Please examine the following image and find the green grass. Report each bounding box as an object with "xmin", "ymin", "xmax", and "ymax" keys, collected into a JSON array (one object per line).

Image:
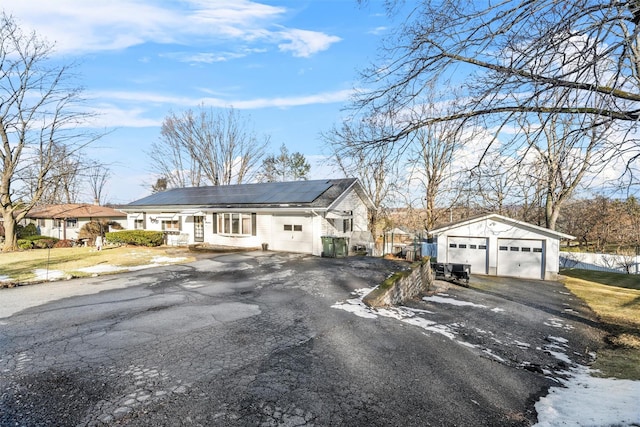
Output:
[
  {"xmin": 561, "ymin": 269, "xmax": 640, "ymax": 379},
  {"xmin": 561, "ymin": 268, "xmax": 640, "ymax": 290}
]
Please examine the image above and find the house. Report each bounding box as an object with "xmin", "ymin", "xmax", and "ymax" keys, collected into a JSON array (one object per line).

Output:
[
  {"xmin": 121, "ymin": 178, "xmax": 375, "ymax": 256},
  {"xmin": 24, "ymin": 204, "xmax": 127, "ymax": 241},
  {"xmin": 429, "ymin": 213, "xmax": 574, "ymax": 280}
]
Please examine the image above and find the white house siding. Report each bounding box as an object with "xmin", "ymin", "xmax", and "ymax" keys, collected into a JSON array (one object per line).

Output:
[
  {"xmin": 31, "ymin": 217, "xmax": 127, "ymax": 241},
  {"xmin": 330, "ymin": 189, "xmax": 369, "ymax": 233},
  {"xmin": 270, "ymin": 214, "xmax": 314, "ymax": 253},
  {"xmin": 435, "ymin": 217, "xmax": 566, "ymax": 280}
]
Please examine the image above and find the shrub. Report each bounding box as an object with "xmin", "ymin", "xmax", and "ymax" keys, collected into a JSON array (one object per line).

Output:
[
  {"xmin": 17, "ymin": 239, "xmax": 33, "ymax": 250},
  {"xmin": 105, "ymin": 230, "xmax": 164, "ymax": 247},
  {"xmin": 33, "ymin": 238, "xmax": 57, "ymax": 249},
  {"xmin": 17, "ymin": 223, "xmax": 38, "ymax": 238},
  {"xmin": 53, "ymin": 239, "xmax": 73, "ymax": 248},
  {"xmin": 78, "ymin": 220, "xmax": 124, "ymax": 242}
]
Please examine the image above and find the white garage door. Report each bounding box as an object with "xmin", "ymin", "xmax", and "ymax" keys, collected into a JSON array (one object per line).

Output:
[
  {"xmin": 271, "ymin": 215, "xmax": 313, "ymax": 253},
  {"xmin": 497, "ymin": 239, "xmax": 544, "ymax": 279},
  {"xmin": 447, "ymin": 237, "xmax": 488, "ymax": 275}
]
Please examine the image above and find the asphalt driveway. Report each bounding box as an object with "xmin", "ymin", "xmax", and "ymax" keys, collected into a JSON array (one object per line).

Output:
[{"xmin": 0, "ymin": 251, "xmax": 604, "ymax": 426}]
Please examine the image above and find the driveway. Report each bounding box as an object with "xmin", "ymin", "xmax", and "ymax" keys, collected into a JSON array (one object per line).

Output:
[{"xmin": 0, "ymin": 252, "xmax": 604, "ymax": 426}]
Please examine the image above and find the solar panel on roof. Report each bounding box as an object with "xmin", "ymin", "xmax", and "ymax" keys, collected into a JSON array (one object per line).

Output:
[{"xmin": 128, "ymin": 180, "xmax": 335, "ymax": 206}]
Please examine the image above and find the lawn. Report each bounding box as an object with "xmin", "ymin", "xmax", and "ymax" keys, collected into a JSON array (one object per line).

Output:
[
  {"xmin": 0, "ymin": 245, "xmax": 196, "ymax": 285},
  {"xmin": 561, "ymin": 269, "xmax": 640, "ymax": 380}
]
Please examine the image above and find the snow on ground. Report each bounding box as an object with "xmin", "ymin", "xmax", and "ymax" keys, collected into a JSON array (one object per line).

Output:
[
  {"xmin": 31, "ymin": 269, "xmax": 66, "ymax": 281},
  {"xmin": 422, "ymin": 294, "xmax": 487, "ymax": 308},
  {"xmin": 535, "ymin": 365, "xmax": 640, "ymax": 426},
  {"xmin": 0, "ymin": 256, "xmax": 191, "ymax": 283},
  {"xmin": 332, "ymin": 287, "xmax": 640, "ymax": 427}
]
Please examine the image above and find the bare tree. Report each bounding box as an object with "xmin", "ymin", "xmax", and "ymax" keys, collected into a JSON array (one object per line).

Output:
[
  {"xmin": 86, "ymin": 161, "xmax": 111, "ymax": 205},
  {"xmin": 354, "ymin": 0, "xmax": 640, "ymax": 192},
  {"xmin": 148, "ymin": 119, "xmax": 203, "ymax": 188},
  {"xmin": 150, "ymin": 106, "xmax": 268, "ymax": 187},
  {"xmin": 21, "ymin": 145, "xmax": 83, "ymax": 205},
  {"xmin": 0, "ymin": 13, "xmax": 99, "ymax": 251},
  {"xmin": 404, "ymin": 102, "xmax": 464, "ymax": 232},
  {"xmin": 517, "ymin": 111, "xmax": 611, "ymax": 230},
  {"xmin": 322, "ymin": 114, "xmax": 399, "ymax": 235}
]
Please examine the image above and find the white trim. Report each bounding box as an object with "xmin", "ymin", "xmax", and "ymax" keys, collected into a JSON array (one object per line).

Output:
[{"xmin": 430, "ymin": 214, "xmax": 574, "ymax": 240}]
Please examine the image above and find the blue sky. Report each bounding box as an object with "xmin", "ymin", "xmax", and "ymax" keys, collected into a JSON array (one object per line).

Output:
[{"xmin": 3, "ymin": 0, "xmax": 391, "ymax": 204}]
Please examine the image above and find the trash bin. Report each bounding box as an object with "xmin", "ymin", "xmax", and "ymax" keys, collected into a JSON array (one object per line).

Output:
[
  {"xmin": 321, "ymin": 236, "xmax": 335, "ymax": 257},
  {"xmin": 334, "ymin": 237, "xmax": 348, "ymax": 258},
  {"xmin": 261, "ymin": 243, "xmax": 269, "ymax": 251}
]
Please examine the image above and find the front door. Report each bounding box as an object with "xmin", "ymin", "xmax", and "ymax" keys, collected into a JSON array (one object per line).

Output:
[{"xmin": 194, "ymin": 216, "xmax": 204, "ymax": 242}]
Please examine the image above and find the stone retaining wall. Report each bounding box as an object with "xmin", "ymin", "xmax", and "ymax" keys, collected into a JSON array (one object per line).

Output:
[{"xmin": 363, "ymin": 257, "xmax": 433, "ymax": 307}]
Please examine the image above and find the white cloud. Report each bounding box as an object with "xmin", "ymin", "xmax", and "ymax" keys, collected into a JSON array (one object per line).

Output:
[
  {"xmin": 82, "ymin": 88, "xmax": 354, "ymax": 128},
  {"xmin": 277, "ymin": 29, "xmax": 341, "ymax": 58},
  {"xmin": 3, "ymin": 0, "xmax": 340, "ymax": 58},
  {"xmin": 90, "ymin": 88, "xmax": 354, "ymax": 110},
  {"xmin": 368, "ymin": 26, "xmax": 387, "ymax": 35},
  {"xmin": 160, "ymin": 51, "xmax": 249, "ymax": 64}
]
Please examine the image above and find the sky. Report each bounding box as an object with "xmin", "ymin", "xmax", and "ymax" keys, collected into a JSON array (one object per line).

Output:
[{"xmin": 2, "ymin": 0, "xmax": 392, "ymax": 204}]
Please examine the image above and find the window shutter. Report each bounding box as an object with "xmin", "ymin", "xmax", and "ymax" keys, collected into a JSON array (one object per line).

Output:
[
  {"xmin": 212, "ymin": 213, "xmax": 217, "ymax": 234},
  {"xmin": 251, "ymin": 213, "xmax": 257, "ymax": 236}
]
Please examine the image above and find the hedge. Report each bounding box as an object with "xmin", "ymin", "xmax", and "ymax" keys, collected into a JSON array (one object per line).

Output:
[{"xmin": 105, "ymin": 230, "xmax": 165, "ymax": 247}]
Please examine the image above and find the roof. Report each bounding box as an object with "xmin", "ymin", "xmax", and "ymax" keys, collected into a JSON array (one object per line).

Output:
[
  {"xmin": 26, "ymin": 204, "xmax": 126, "ymax": 219},
  {"xmin": 429, "ymin": 213, "xmax": 574, "ymax": 240},
  {"xmin": 124, "ymin": 178, "xmax": 371, "ymax": 210}
]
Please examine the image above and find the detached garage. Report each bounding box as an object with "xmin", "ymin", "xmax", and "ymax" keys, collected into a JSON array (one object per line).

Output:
[{"xmin": 430, "ymin": 214, "xmax": 573, "ymax": 280}]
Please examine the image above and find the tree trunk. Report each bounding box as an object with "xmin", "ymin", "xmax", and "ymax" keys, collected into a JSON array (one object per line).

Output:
[{"xmin": 2, "ymin": 211, "xmax": 18, "ymax": 251}]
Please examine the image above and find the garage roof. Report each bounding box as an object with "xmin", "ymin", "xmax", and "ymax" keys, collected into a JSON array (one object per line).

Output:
[
  {"xmin": 429, "ymin": 214, "xmax": 574, "ymax": 240},
  {"xmin": 125, "ymin": 178, "xmax": 370, "ymax": 210}
]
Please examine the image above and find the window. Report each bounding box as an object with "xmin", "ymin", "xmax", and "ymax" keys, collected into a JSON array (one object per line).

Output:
[
  {"xmin": 242, "ymin": 215, "xmax": 251, "ymax": 234},
  {"xmin": 449, "ymin": 243, "xmax": 457, "ymax": 248},
  {"xmin": 294, "ymin": 225, "xmax": 302, "ymax": 231},
  {"xmin": 38, "ymin": 218, "xmax": 46, "ymax": 227},
  {"xmin": 470, "ymin": 244, "xmax": 477, "ymax": 249},
  {"xmin": 162, "ymin": 220, "xmax": 180, "ymax": 231},
  {"xmin": 218, "ymin": 213, "xmax": 254, "ymax": 235},
  {"xmin": 284, "ymin": 224, "xmax": 292, "ymax": 231},
  {"xmin": 283, "ymin": 224, "xmax": 303, "ymax": 232},
  {"xmin": 134, "ymin": 219, "xmax": 144, "ymax": 229},
  {"xmin": 343, "ymin": 218, "xmax": 352, "ymax": 232},
  {"xmin": 458, "ymin": 244, "xmax": 467, "ymax": 249},
  {"xmin": 533, "ymin": 248, "xmax": 543, "ymax": 253},
  {"xmin": 479, "ymin": 245, "xmax": 487, "ymax": 250},
  {"xmin": 510, "ymin": 247, "xmax": 519, "ymax": 251},
  {"xmin": 521, "ymin": 247, "xmax": 531, "ymax": 252},
  {"xmin": 499, "ymin": 246, "xmax": 508, "ymax": 251},
  {"xmin": 55, "ymin": 219, "xmax": 63, "ymax": 228}
]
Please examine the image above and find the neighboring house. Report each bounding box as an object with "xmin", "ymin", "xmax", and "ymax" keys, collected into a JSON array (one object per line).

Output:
[
  {"xmin": 121, "ymin": 178, "xmax": 375, "ymax": 256},
  {"xmin": 429, "ymin": 213, "xmax": 574, "ymax": 280},
  {"xmin": 24, "ymin": 204, "xmax": 127, "ymax": 241}
]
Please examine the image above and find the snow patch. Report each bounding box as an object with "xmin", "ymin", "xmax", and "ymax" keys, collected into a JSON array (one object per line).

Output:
[
  {"xmin": 544, "ymin": 318, "xmax": 574, "ymax": 330},
  {"xmin": 332, "ymin": 289, "xmax": 458, "ymax": 339},
  {"xmin": 422, "ymin": 295, "xmax": 487, "ymax": 308},
  {"xmin": 534, "ymin": 365, "xmax": 640, "ymax": 426},
  {"xmin": 32, "ymin": 269, "xmax": 65, "ymax": 281}
]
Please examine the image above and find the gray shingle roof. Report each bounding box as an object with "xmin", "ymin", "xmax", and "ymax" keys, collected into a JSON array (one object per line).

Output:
[{"xmin": 127, "ymin": 179, "xmax": 358, "ymax": 209}]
